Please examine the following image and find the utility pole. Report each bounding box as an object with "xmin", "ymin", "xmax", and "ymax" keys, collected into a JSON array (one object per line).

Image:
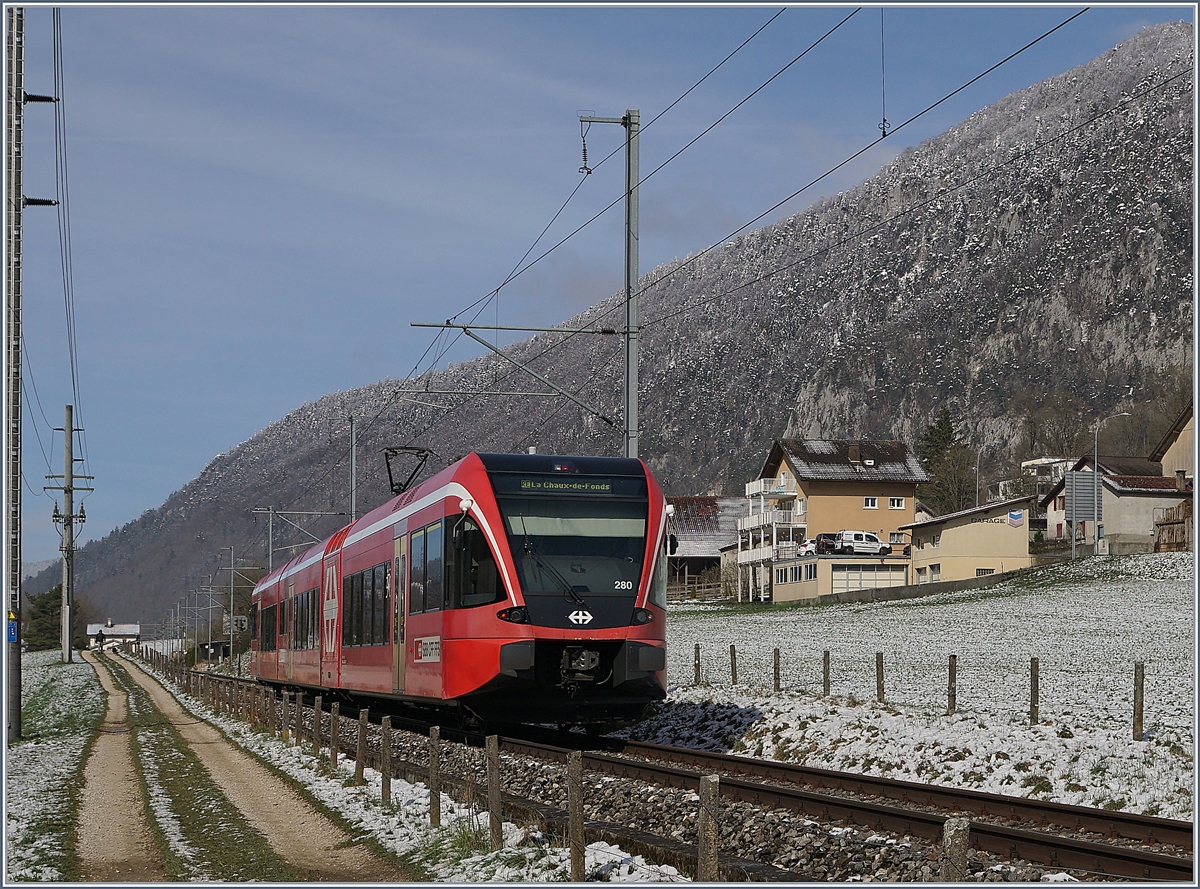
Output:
[
  {"xmin": 7, "ymin": 6, "xmax": 62, "ymax": 736},
  {"xmin": 45, "ymin": 405, "xmax": 90, "ymax": 662},
  {"xmin": 5, "ymin": 4, "xmax": 25, "ymax": 740},
  {"xmin": 580, "ymin": 109, "xmax": 640, "ymax": 458},
  {"xmin": 349, "ymin": 414, "xmax": 357, "ymax": 521}
]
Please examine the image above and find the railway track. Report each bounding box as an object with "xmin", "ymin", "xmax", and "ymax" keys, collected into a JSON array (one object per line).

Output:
[{"xmin": 179, "ymin": 669, "xmax": 1195, "ymax": 881}]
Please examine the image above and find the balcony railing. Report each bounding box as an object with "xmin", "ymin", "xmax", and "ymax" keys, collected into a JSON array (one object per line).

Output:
[
  {"xmin": 737, "ymin": 509, "xmax": 799, "ymax": 531},
  {"xmin": 736, "ymin": 542, "xmax": 805, "ymax": 564},
  {"xmin": 744, "ymin": 478, "xmax": 798, "ymax": 499}
]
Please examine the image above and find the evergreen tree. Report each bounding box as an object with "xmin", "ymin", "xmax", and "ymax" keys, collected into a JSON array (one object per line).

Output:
[
  {"xmin": 24, "ymin": 586, "xmax": 62, "ymax": 651},
  {"xmin": 917, "ymin": 408, "xmax": 958, "ymax": 471}
]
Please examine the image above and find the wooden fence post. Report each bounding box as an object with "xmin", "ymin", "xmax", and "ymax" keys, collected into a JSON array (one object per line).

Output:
[
  {"xmin": 729, "ymin": 644, "xmax": 737, "ymax": 685},
  {"xmin": 1029, "ymin": 657, "xmax": 1039, "ymax": 725},
  {"xmin": 876, "ymin": 651, "xmax": 885, "ymax": 703},
  {"xmin": 823, "ymin": 650, "xmax": 830, "ymax": 697},
  {"xmin": 281, "ymin": 691, "xmax": 290, "ymax": 741},
  {"xmin": 568, "ymin": 750, "xmax": 584, "ymax": 881},
  {"xmin": 294, "ymin": 691, "xmax": 304, "ymax": 743},
  {"xmin": 487, "ymin": 734, "xmax": 502, "ymax": 850},
  {"xmin": 330, "ymin": 702, "xmax": 340, "ymax": 770},
  {"xmin": 773, "ymin": 648, "xmax": 780, "ymax": 692},
  {"xmin": 696, "ymin": 774, "xmax": 720, "ymax": 882},
  {"xmin": 381, "ymin": 716, "xmax": 392, "ymax": 803},
  {"xmin": 1133, "ymin": 661, "xmax": 1145, "ymax": 741},
  {"xmin": 947, "ymin": 654, "xmax": 957, "ymax": 716},
  {"xmin": 429, "ymin": 726, "xmax": 441, "ymax": 828},
  {"xmin": 313, "ymin": 695, "xmax": 322, "ymax": 747},
  {"xmin": 355, "ymin": 708, "xmax": 369, "ymax": 784},
  {"xmin": 694, "ymin": 644, "xmax": 701, "ymax": 686},
  {"xmin": 939, "ymin": 817, "xmax": 970, "ymax": 881}
]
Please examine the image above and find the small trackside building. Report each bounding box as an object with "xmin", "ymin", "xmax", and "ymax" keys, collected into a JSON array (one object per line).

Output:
[{"xmin": 899, "ymin": 496, "xmax": 1035, "ymax": 585}]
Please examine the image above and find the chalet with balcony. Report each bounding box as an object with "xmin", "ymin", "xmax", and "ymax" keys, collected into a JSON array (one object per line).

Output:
[{"xmin": 735, "ymin": 439, "xmax": 929, "ymax": 602}]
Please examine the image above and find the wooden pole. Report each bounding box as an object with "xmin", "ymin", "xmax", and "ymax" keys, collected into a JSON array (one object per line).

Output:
[
  {"xmin": 696, "ymin": 774, "xmax": 720, "ymax": 882},
  {"xmin": 294, "ymin": 691, "xmax": 304, "ymax": 744},
  {"xmin": 1133, "ymin": 661, "xmax": 1145, "ymax": 741},
  {"xmin": 876, "ymin": 651, "xmax": 885, "ymax": 703},
  {"xmin": 568, "ymin": 749, "xmax": 584, "ymax": 881},
  {"xmin": 487, "ymin": 734, "xmax": 502, "ymax": 850},
  {"xmin": 694, "ymin": 643, "xmax": 701, "ymax": 686},
  {"xmin": 729, "ymin": 644, "xmax": 737, "ymax": 685},
  {"xmin": 773, "ymin": 648, "xmax": 780, "ymax": 692},
  {"xmin": 947, "ymin": 654, "xmax": 957, "ymax": 716},
  {"xmin": 381, "ymin": 715, "xmax": 392, "ymax": 803},
  {"xmin": 281, "ymin": 691, "xmax": 290, "ymax": 741},
  {"xmin": 330, "ymin": 702, "xmax": 340, "ymax": 770},
  {"xmin": 823, "ymin": 650, "xmax": 830, "ymax": 697},
  {"xmin": 355, "ymin": 708, "xmax": 369, "ymax": 784},
  {"xmin": 429, "ymin": 726, "xmax": 441, "ymax": 827},
  {"xmin": 1029, "ymin": 657, "xmax": 1039, "ymax": 725},
  {"xmin": 313, "ymin": 695, "xmax": 322, "ymax": 747}
]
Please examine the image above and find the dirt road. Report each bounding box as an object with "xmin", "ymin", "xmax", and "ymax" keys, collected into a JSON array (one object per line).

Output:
[
  {"xmin": 77, "ymin": 651, "xmax": 167, "ymax": 882},
  {"xmin": 79, "ymin": 652, "xmax": 411, "ymax": 881}
]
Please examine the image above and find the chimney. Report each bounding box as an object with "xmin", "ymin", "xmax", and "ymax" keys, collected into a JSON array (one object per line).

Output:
[
  {"xmin": 106, "ymin": 617, "xmax": 113, "ymax": 628},
  {"xmin": 848, "ymin": 443, "xmax": 860, "ymax": 464},
  {"xmin": 1176, "ymin": 469, "xmax": 1186, "ymax": 491}
]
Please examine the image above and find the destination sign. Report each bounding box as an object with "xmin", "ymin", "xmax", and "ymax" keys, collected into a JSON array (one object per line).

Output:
[{"xmin": 520, "ymin": 478, "xmax": 612, "ymax": 494}]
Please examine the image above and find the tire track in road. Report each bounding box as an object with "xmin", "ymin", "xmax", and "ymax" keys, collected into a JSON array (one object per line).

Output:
[
  {"xmin": 118, "ymin": 656, "xmax": 411, "ymax": 881},
  {"xmin": 78, "ymin": 650, "xmax": 168, "ymax": 882}
]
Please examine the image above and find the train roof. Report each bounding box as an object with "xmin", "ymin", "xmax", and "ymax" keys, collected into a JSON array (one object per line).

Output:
[{"xmin": 477, "ymin": 453, "xmax": 645, "ymax": 476}]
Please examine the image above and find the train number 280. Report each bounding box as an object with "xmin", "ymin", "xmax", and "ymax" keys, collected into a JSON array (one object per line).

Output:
[{"xmin": 614, "ymin": 580, "xmax": 634, "ymax": 590}]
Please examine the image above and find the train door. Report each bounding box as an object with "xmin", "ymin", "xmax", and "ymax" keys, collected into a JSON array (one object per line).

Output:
[
  {"xmin": 286, "ymin": 582, "xmax": 295, "ymax": 682},
  {"xmin": 320, "ymin": 555, "xmax": 341, "ymax": 688},
  {"xmin": 393, "ymin": 533, "xmax": 406, "ymax": 692}
]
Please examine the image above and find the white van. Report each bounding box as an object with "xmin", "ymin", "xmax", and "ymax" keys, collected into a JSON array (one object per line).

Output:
[{"xmin": 834, "ymin": 530, "xmax": 892, "ymax": 555}]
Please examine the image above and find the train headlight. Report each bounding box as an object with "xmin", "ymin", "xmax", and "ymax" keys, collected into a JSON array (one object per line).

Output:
[
  {"xmin": 497, "ymin": 606, "xmax": 529, "ymax": 624},
  {"xmin": 631, "ymin": 607, "xmax": 655, "ymax": 624}
]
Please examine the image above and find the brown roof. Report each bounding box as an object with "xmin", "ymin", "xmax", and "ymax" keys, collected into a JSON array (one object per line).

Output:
[
  {"xmin": 899, "ymin": 496, "xmax": 1036, "ymax": 530},
  {"xmin": 1108, "ymin": 475, "xmax": 1192, "ymax": 494},
  {"xmin": 759, "ymin": 439, "xmax": 929, "ymax": 484},
  {"xmin": 1150, "ymin": 398, "xmax": 1193, "ymax": 462}
]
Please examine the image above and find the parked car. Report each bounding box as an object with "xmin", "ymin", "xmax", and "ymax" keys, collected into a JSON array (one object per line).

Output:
[
  {"xmin": 834, "ymin": 530, "xmax": 892, "ymax": 556},
  {"xmin": 814, "ymin": 533, "xmax": 839, "ymax": 554},
  {"xmin": 797, "ymin": 537, "xmax": 817, "ymax": 556}
]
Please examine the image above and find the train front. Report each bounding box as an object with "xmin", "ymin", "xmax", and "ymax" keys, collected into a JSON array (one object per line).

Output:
[{"xmin": 465, "ymin": 452, "xmax": 668, "ymax": 727}]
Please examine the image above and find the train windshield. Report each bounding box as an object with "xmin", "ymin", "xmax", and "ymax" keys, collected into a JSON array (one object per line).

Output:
[{"xmin": 490, "ymin": 471, "xmax": 648, "ymax": 629}]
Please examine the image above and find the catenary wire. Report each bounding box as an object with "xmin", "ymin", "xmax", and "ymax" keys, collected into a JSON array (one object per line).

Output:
[
  {"xmin": 268, "ymin": 11, "xmax": 791, "ymax": 515},
  {"xmin": 642, "ymin": 64, "xmax": 1188, "ymax": 330}
]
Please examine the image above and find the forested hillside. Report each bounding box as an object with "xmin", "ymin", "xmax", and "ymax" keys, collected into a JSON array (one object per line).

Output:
[{"xmin": 27, "ymin": 22, "xmax": 1193, "ymax": 620}]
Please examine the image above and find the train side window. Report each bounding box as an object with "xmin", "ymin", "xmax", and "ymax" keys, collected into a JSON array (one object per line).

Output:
[
  {"xmin": 649, "ymin": 541, "xmax": 668, "ymax": 608},
  {"xmin": 309, "ymin": 589, "xmax": 319, "ymax": 649},
  {"xmin": 394, "ymin": 555, "xmax": 405, "ymax": 642},
  {"xmin": 425, "ymin": 521, "xmax": 444, "ymax": 612},
  {"xmin": 341, "ymin": 574, "xmax": 353, "ymax": 647},
  {"xmin": 373, "ymin": 563, "xmax": 389, "ymax": 644},
  {"xmin": 457, "ymin": 519, "xmax": 504, "ymax": 608},
  {"xmin": 360, "ymin": 568, "xmax": 369, "ymax": 643},
  {"xmin": 249, "ymin": 602, "xmax": 258, "ymax": 647},
  {"xmin": 410, "ymin": 529, "xmax": 426, "ymax": 614},
  {"xmin": 261, "ymin": 604, "xmax": 277, "ymax": 653}
]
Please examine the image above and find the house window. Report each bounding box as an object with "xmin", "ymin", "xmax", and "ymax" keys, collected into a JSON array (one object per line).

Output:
[
  {"xmin": 805, "ymin": 562, "xmax": 817, "ymax": 581},
  {"xmin": 929, "ymin": 563, "xmax": 941, "ymax": 582},
  {"xmin": 1056, "ymin": 523, "xmax": 1063, "ymax": 539},
  {"xmin": 916, "ymin": 567, "xmax": 927, "ymax": 584},
  {"xmin": 889, "ymin": 532, "xmax": 905, "ymax": 544},
  {"xmin": 776, "ymin": 567, "xmax": 787, "ymax": 585},
  {"xmin": 864, "ymin": 497, "xmax": 878, "ymax": 509},
  {"xmin": 932, "ymin": 532, "xmax": 941, "ymax": 547},
  {"xmin": 976, "ymin": 568, "xmax": 995, "ymax": 577},
  {"xmin": 796, "ymin": 498, "xmax": 807, "ymax": 516},
  {"xmin": 1056, "ymin": 495, "xmax": 1065, "ymax": 510},
  {"xmin": 889, "ymin": 497, "xmax": 905, "ymax": 509}
]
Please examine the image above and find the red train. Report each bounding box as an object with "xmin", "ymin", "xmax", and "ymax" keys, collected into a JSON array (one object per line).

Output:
[{"xmin": 250, "ymin": 452, "xmax": 669, "ymax": 727}]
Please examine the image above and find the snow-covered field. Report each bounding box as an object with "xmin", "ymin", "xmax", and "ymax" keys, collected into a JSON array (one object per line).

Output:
[
  {"xmin": 645, "ymin": 552, "xmax": 1195, "ymax": 819},
  {"xmin": 5, "ymin": 650, "xmax": 105, "ymax": 881}
]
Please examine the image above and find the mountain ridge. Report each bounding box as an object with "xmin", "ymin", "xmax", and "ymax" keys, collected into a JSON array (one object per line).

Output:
[{"xmin": 26, "ymin": 21, "xmax": 1194, "ymax": 620}]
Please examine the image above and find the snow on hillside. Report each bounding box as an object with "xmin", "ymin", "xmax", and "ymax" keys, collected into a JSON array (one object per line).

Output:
[{"xmin": 634, "ymin": 552, "xmax": 1194, "ymax": 819}]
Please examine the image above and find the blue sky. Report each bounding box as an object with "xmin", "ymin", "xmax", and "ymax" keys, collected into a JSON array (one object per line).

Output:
[{"xmin": 16, "ymin": 4, "xmax": 1192, "ymax": 562}]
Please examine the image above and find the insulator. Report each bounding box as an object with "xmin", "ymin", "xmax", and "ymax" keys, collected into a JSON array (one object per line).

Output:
[{"xmin": 579, "ymin": 140, "xmax": 592, "ymax": 175}]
